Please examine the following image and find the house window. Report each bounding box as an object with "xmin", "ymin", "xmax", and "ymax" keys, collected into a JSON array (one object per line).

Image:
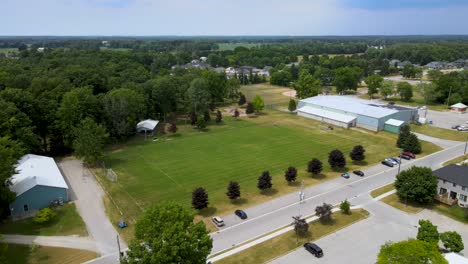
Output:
[
  {"xmin": 23, "ymin": 204, "xmax": 29, "ymax": 212},
  {"xmin": 439, "ymin": 188, "xmax": 447, "ymax": 195},
  {"xmin": 453, "ymin": 183, "xmax": 457, "ymax": 187},
  {"xmin": 460, "ymin": 194, "xmax": 467, "ymax": 202}
]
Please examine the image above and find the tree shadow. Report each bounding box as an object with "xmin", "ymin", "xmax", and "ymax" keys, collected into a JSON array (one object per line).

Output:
[
  {"xmin": 256, "ymin": 112, "xmax": 268, "ymax": 116},
  {"xmin": 311, "ymin": 173, "xmax": 326, "ymax": 180},
  {"xmin": 352, "ymin": 160, "xmax": 368, "ymax": 166},
  {"xmin": 331, "ymin": 167, "xmax": 349, "ymax": 173},
  {"xmin": 288, "ymin": 181, "xmax": 301, "ymax": 187},
  {"xmin": 261, "ymin": 188, "xmax": 278, "ymax": 196},
  {"xmin": 198, "ymin": 207, "xmax": 217, "ymax": 217},
  {"xmin": 231, "ymin": 198, "xmax": 248, "ymax": 205},
  {"xmin": 247, "ymin": 115, "xmax": 259, "ymax": 118},
  {"xmin": 319, "ymin": 218, "xmax": 337, "ymax": 226}
]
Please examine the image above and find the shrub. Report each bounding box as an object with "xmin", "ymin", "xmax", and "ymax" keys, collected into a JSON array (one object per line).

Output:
[
  {"xmin": 246, "ymin": 102, "xmax": 254, "ymax": 114},
  {"xmin": 340, "ymin": 200, "xmax": 351, "ymax": 214},
  {"xmin": 33, "ymin": 208, "xmax": 56, "ymax": 224}
]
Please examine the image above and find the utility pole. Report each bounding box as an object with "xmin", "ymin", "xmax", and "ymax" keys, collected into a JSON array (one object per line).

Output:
[
  {"xmin": 464, "ymin": 136, "xmax": 467, "ymax": 155},
  {"xmin": 398, "ymin": 150, "xmax": 402, "ymax": 175},
  {"xmin": 446, "ymin": 85, "xmax": 453, "ymax": 109},
  {"xmin": 117, "ymin": 235, "xmax": 122, "ymax": 261}
]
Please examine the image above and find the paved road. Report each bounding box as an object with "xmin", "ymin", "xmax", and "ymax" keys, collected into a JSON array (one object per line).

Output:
[
  {"xmin": 210, "ymin": 141, "xmax": 465, "ymax": 255},
  {"xmin": 2, "ymin": 234, "xmax": 99, "ymax": 253},
  {"xmin": 59, "ymin": 159, "xmax": 127, "ymax": 255}
]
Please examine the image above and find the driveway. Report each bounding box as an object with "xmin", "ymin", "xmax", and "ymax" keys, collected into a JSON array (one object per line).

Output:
[{"xmin": 59, "ymin": 159, "xmax": 127, "ymax": 255}]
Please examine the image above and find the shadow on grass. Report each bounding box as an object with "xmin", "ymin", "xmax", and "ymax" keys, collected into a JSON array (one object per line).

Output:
[
  {"xmin": 311, "ymin": 173, "xmax": 327, "ymax": 180},
  {"xmin": 167, "ymin": 133, "xmax": 182, "ymax": 138},
  {"xmin": 231, "ymin": 198, "xmax": 248, "ymax": 205},
  {"xmin": 319, "ymin": 218, "xmax": 337, "ymax": 226},
  {"xmin": 352, "ymin": 160, "xmax": 368, "ymax": 166},
  {"xmin": 198, "ymin": 207, "xmax": 217, "ymax": 217},
  {"xmin": 261, "ymin": 188, "xmax": 278, "ymax": 196},
  {"xmin": 288, "ymin": 181, "xmax": 301, "ymax": 187},
  {"xmin": 331, "ymin": 167, "xmax": 349, "ymax": 173}
]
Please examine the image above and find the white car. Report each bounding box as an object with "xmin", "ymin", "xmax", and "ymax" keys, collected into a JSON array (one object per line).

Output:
[
  {"xmin": 385, "ymin": 158, "xmax": 398, "ymax": 165},
  {"xmin": 458, "ymin": 126, "xmax": 468, "ymax": 131},
  {"xmin": 212, "ymin": 216, "xmax": 225, "ymax": 227}
]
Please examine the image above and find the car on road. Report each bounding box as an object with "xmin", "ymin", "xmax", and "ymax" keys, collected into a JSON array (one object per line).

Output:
[
  {"xmin": 381, "ymin": 160, "xmax": 394, "ymax": 167},
  {"xmin": 402, "ymin": 152, "xmax": 416, "ymax": 159},
  {"xmin": 385, "ymin": 158, "xmax": 398, "ymax": 165},
  {"xmin": 353, "ymin": 170, "xmax": 364, "ymax": 176},
  {"xmin": 452, "ymin": 125, "xmax": 461, "ymax": 129},
  {"xmin": 400, "ymin": 154, "xmax": 411, "ymax": 160},
  {"xmin": 389, "ymin": 157, "xmax": 401, "ymax": 164},
  {"xmin": 212, "ymin": 216, "xmax": 225, "ymax": 227},
  {"xmin": 234, "ymin": 209, "xmax": 248, "ymax": 220},
  {"xmin": 341, "ymin": 172, "xmax": 350, "ymax": 179},
  {"xmin": 457, "ymin": 126, "xmax": 468, "ymax": 131},
  {"xmin": 304, "ymin": 243, "xmax": 323, "ymax": 258}
]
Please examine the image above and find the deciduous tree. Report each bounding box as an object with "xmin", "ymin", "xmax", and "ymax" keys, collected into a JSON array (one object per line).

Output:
[
  {"xmin": 257, "ymin": 171, "xmax": 273, "ymax": 191},
  {"xmin": 328, "ymin": 149, "xmax": 346, "ymax": 169},
  {"xmin": 377, "ymin": 239, "xmax": 447, "ymax": 264},
  {"xmin": 0, "ymin": 137, "xmax": 24, "ymax": 219},
  {"xmin": 226, "ymin": 181, "xmax": 240, "ymax": 200},
  {"xmin": 315, "ymin": 203, "xmax": 333, "ymax": 222},
  {"xmin": 340, "ymin": 200, "xmax": 351, "ymax": 214},
  {"xmin": 440, "ymin": 231, "xmax": 464, "ymax": 253},
  {"xmin": 284, "ymin": 166, "xmax": 297, "ymax": 183},
  {"xmin": 380, "ymin": 81, "xmax": 395, "ymax": 99},
  {"xmin": 417, "ymin": 220, "xmax": 439, "ymax": 245},
  {"xmin": 307, "ymin": 158, "xmax": 323, "ymax": 175},
  {"xmin": 365, "ymin": 74, "xmax": 384, "ymax": 99},
  {"xmin": 395, "ymin": 166, "xmax": 437, "ymax": 204},
  {"xmin": 73, "ymin": 118, "xmax": 108, "ymax": 166},
  {"xmin": 292, "ymin": 216, "xmax": 309, "ymax": 237},
  {"xmin": 252, "ymin": 95, "xmax": 265, "ymax": 113},
  {"xmin": 192, "ymin": 187, "xmax": 209, "ymax": 210},
  {"xmin": 397, "ymin": 82, "xmax": 413, "ymax": 101}
]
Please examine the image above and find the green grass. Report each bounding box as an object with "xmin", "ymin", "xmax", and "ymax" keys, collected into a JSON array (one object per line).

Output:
[
  {"xmin": 2, "ymin": 244, "xmax": 98, "ymax": 264},
  {"xmin": 0, "ymin": 203, "xmax": 87, "ymax": 236},
  {"xmin": 0, "ymin": 48, "xmax": 18, "ymax": 54},
  {"xmin": 217, "ymin": 43, "xmax": 261, "ymax": 51},
  {"xmin": 380, "ymin": 193, "xmax": 425, "ymax": 214},
  {"xmin": 218, "ymin": 209, "xmax": 369, "ymax": 264},
  {"xmin": 370, "ymin": 184, "xmax": 395, "ymax": 198},
  {"xmin": 240, "ymin": 83, "xmax": 293, "ymax": 106},
  {"xmin": 443, "ymin": 155, "xmax": 468, "ymax": 166},
  {"xmin": 432, "ymin": 203, "xmax": 468, "ymax": 224},
  {"xmin": 411, "ymin": 124, "xmax": 467, "ymax": 142}
]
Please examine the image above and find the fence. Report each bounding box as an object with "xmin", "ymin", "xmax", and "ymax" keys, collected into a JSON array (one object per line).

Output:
[{"xmin": 100, "ymin": 162, "xmax": 118, "ymax": 182}]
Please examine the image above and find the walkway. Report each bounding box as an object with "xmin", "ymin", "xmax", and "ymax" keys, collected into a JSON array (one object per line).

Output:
[{"xmin": 2, "ymin": 234, "xmax": 98, "ymax": 253}]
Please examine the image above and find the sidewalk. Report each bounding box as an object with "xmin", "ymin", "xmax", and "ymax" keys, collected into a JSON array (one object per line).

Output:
[{"xmin": 2, "ymin": 234, "xmax": 99, "ymax": 253}]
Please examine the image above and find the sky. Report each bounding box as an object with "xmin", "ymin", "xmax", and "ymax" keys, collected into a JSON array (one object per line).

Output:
[{"xmin": 2, "ymin": 0, "xmax": 468, "ymax": 36}]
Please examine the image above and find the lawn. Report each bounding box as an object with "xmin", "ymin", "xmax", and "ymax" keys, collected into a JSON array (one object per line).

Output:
[
  {"xmin": 0, "ymin": 203, "xmax": 87, "ymax": 236},
  {"xmin": 380, "ymin": 193, "xmax": 425, "ymax": 214},
  {"xmin": 443, "ymin": 155, "xmax": 468, "ymax": 166},
  {"xmin": 370, "ymin": 184, "xmax": 395, "ymax": 198},
  {"xmin": 218, "ymin": 209, "xmax": 369, "ymax": 264},
  {"xmin": 240, "ymin": 83, "xmax": 293, "ymax": 106},
  {"xmin": 2, "ymin": 244, "xmax": 98, "ymax": 264},
  {"xmin": 217, "ymin": 43, "xmax": 261, "ymax": 51},
  {"xmin": 411, "ymin": 124, "xmax": 467, "ymax": 141},
  {"xmin": 0, "ymin": 48, "xmax": 18, "ymax": 54}
]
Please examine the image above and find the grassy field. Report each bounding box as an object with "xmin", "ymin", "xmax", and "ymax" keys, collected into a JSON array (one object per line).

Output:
[
  {"xmin": 0, "ymin": 48, "xmax": 18, "ymax": 54},
  {"xmin": 380, "ymin": 193, "xmax": 425, "ymax": 214},
  {"xmin": 0, "ymin": 203, "xmax": 87, "ymax": 236},
  {"xmin": 218, "ymin": 209, "xmax": 369, "ymax": 264},
  {"xmin": 370, "ymin": 184, "xmax": 395, "ymax": 198},
  {"xmin": 3, "ymin": 244, "xmax": 98, "ymax": 264},
  {"xmin": 217, "ymin": 43, "xmax": 260, "ymax": 51},
  {"xmin": 240, "ymin": 83, "xmax": 293, "ymax": 105},
  {"xmin": 443, "ymin": 155, "xmax": 468, "ymax": 166},
  {"xmin": 411, "ymin": 124, "xmax": 467, "ymax": 141}
]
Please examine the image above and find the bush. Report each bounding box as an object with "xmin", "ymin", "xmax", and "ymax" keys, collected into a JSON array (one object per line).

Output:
[
  {"xmin": 215, "ymin": 110, "xmax": 222, "ymax": 123},
  {"xmin": 315, "ymin": 203, "xmax": 333, "ymax": 222},
  {"xmin": 246, "ymin": 102, "xmax": 254, "ymax": 114},
  {"xmin": 440, "ymin": 231, "xmax": 464, "ymax": 253},
  {"xmin": 288, "ymin": 99, "xmax": 296, "ymax": 112},
  {"xmin": 203, "ymin": 111, "xmax": 211, "ymax": 122},
  {"xmin": 33, "ymin": 208, "xmax": 56, "ymax": 224},
  {"xmin": 238, "ymin": 93, "xmax": 246, "ymax": 106},
  {"xmin": 233, "ymin": 109, "xmax": 240, "ymax": 118},
  {"xmin": 196, "ymin": 118, "xmax": 206, "ymax": 129},
  {"xmin": 168, "ymin": 123, "xmax": 178, "ymax": 133},
  {"xmin": 340, "ymin": 200, "xmax": 351, "ymax": 214}
]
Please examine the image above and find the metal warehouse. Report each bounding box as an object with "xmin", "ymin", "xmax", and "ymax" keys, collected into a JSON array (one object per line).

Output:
[{"xmin": 297, "ymin": 96, "xmax": 418, "ymax": 132}]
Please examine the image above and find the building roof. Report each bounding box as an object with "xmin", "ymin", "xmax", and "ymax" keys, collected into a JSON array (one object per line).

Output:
[
  {"xmin": 298, "ymin": 106, "xmax": 357, "ymax": 123},
  {"xmin": 137, "ymin": 119, "xmax": 159, "ymax": 132},
  {"xmin": 385, "ymin": 119, "xmax": 405, "ymax": 127},
  {"xmin": 9, "ymin": 154, "xmax": 68, "ymax": 197},
  {"xmin": 433, "ymin": 164, "xmax": 468, "ymax": 187},
  {"xmin": 451, "ymin": 103, "xmax": 467, "ymax": 108},
  {"xmin": 299, "ymin": 96, "xmax": 398, "ymax": 118},
  {"xmin": 445, "ymin": 253, "xmax": 468, "ymax": 264},
  {"xmin": 369, "ymin": 103, "xmax": 415, "ymax": 111}
]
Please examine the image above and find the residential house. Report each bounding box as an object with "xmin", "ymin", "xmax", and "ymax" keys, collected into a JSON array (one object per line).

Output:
[
  {"xmin": 433, "ymin": 164, "xmax": 468, "ymax": 207},
  {"xmin": 426, "ymin": 61, "xmax": 446, "ymax": 70}
]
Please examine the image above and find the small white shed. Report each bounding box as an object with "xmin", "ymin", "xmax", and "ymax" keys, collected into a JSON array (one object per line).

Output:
[{"xmin": 450, "ymin": 103, "xmax": 467, "ymax": 113}]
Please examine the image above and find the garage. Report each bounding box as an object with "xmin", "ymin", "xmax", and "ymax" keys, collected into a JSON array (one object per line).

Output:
[
  {"xmin": 297, "ymin": 106, "xmax": 357, "ymax": 128},
  {"xmin": 384, "ymin": 119, "xmax": 405, "ymax": 133}
]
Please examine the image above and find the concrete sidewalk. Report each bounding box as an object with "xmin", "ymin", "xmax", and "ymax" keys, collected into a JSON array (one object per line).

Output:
[{"xmin": 2, "ymin": 234, "xmax": 99, "ymax": 252}]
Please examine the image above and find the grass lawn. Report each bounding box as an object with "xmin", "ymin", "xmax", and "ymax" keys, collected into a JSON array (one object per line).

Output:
[
  {"xmin": 370, "ymin": 184, "xmax": 395, "ymax": 198},
  {"xmin": 2, "ymin": 244, "xmax": 98, "ymax": 264},
  {"xmin": 432, "ymin": 203, "xmax": 468, "ymax": 224},
  {"xmin": 240, "ymin": 83, "xmax": 293, "ymax": 105},
  {"xmin": 411, "ymin": 124, "xmax": 467, "ymax": 142},
  {"xmin": 218, "ymin": 209, "xmax": 369, "ymax": 264},
  {"xmin": 380, "ymin": 193, "xmax": 425, "ymax": 214},
  {"xmin": 217, "ymin": 43, "xmax": 260, "ymax": 51},
  {"xmin": 0, "ymin": 203, "xmax": 87, "ymax": 236},
  {"xmin": 443, "ymin": 155, "xmax": 468, "ymax": 166},
  {"xmin": 0, "ymin": 48, "xmax": 18, "ymax": 54}
]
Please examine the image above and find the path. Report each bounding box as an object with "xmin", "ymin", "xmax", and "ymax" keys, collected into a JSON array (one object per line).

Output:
[
  {"xmin": 2, "ymin": 234, "xmax": 98, "ymax": 253},
  {"xmin": 59, "ymin": 159, "xmax": 127, "ymax": 255},
  {"xmin": 414, "ymin": 132, "xmax": 462, "ymax": 149}
]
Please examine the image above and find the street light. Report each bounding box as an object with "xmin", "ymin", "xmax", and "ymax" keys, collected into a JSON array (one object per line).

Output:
[
  {"xmin": 464, "ymin": 136, "xmax": 467, "ymax": 155},
  {"xmin": 398, "ymin": 149, "xmax": 403, "ymax": 175}
]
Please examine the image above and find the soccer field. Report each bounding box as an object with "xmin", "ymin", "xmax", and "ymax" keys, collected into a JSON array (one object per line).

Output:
[{"xmin": 102, "ymin": 109, "xmax": 439, "ymax": 228}]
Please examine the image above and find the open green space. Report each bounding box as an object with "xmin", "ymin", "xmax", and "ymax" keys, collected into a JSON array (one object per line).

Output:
[
  {"xmin": 218, "ymin": 209, "xmax": 369, "ymax": 264},
  {"xmin": 0, "ymin": 48, "xmax": 18, "ymax": 54},
  {"xmin": 411, "ymin": 124, "xmax": 467, "ymax": 142},
  {"xmin": 370, "ymin": 184, "xmax": 395, "ymax": 198},
  {"xmin": 2, "ymin": 244, "xmax": 98, "ymax": 264},
  {"xmin": 217, "ymin": 43, "xmax": 260, "ymax": 51},
  {"xmin": 380, "ymin": 193, "xmax": 425, "ymax": 214},
  {"xmin": 443, "ymin": 155, "xmax": 467, "ymax": 166},
  {"xmin": 0, "ymin": 203, "xmax": 87, "ymax": 237},
  {"xmin": 240, "ymin": 83, "xmax": 293, "ymax": 106}
]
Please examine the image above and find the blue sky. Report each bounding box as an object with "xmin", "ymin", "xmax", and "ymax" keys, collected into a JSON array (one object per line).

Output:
[{"xmin": 2, "ymin": 0, "xmax": 468, "ymax": 35}]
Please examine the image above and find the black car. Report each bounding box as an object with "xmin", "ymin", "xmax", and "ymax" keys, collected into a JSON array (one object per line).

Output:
[
  {"xmin": 400, "ymin": 154, "xmax": 411, "ymax": 160},
  {"xmin": 304, "ymin": 243, "xmax": 323, "ymax": 258},
  {"xmin": 235, "ymin": 209, "xmax": 248, "ymax": 220},
  {"xmin": 353, "ymin": 170, "xmax": 364, "ymax": 176},
  {"xmin": 381, "ymin": 160, "xmax": 394, "ymax": 167}
]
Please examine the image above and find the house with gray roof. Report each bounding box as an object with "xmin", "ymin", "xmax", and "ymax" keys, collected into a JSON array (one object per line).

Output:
[{"xmin": 433, "ymin": 164, "xmax": 468, "ymax": 207}]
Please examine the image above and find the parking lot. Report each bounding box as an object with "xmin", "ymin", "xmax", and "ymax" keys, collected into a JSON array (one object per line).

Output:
[{"xmin": 420, "ymin": 109, "xmax": 468, "ymax": 130}]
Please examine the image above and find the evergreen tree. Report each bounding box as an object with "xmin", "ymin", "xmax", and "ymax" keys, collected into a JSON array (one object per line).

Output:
[
  {"xmin": 288, "ymin": 99, "xmax": 296, "ymax": 112},
  {"xmin": 238, "ymin": 93, "xmax": 246, "ymax": 106},
  {"xmin": 203, "ymin": 111, "xmax": 211, "ymax": 122},
  {"xmin": 246, "ymin": 102, "xmax": 254, "ymax": 114},
  {"xmin": 192, "ymin": 187, "xmax": 209, "ymax": 210},
  {"xmin": 350, "ymin": 145, "xmax": 366, "ymax": 162},
  {"xmin": 215, "ymin": 110, "xmax": 222, "ymax": 123},
  {"xmin": 284, "ymin": 166, "xmax": 298, "ymax": 183},
  {"xmin": 257, "ymin": 171, "xmax": 273, "ymax": 190},
  {"xmin": 328, "ymin": 149, "xmax": 346, "ymax": 169},
  {"xmin": 397, "ymin": 124, "xmax": 411, "ymax": 148},
  {"xmin": 403, "ymin": 133, "xmax": 422, "ymax": 154},
  {"xmin": 190, "ymin": 111, "xmax": 197, "ymax": 126},
  {"xmin": 226, "ymin": 181, "xmax": 240, "ymax": 200},
  {"xmin": 308, "ymin": 158, "xmax": 323, "ymax": 175}
]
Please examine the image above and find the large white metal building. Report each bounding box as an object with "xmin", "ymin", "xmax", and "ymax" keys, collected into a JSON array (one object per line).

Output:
[{"xmin": 297, "ymin": 96, "xmax": 418, "ymax": 132}]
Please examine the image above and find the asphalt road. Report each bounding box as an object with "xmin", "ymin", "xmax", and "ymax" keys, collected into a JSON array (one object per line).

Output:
[{"xmin": 210, "ymin": 141, "xmax": 465, "ymax": 255}]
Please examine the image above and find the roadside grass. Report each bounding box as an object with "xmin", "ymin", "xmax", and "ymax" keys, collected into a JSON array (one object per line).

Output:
[
  {"xmin": 240, "ymin": 83, "xmax": 293, "ymax": 105},
  {"xmin": 443, "ymin": 155, "xmax": 468, "ymax": 166},
  {"xmin": 380, "ymin": 193, "xmax": 425, "ymax": 214},
  {"xmin": 432, "ymin": 203, "xmax": 468, "ymax": 224},
  {"xmin": 411, "ymin": 124, "xmax": 467, "ymax": 142},
  {"xmin": 2, "ymin": 244, "xmax": 98, "ymax": 264},
  {"xmin": 0, "ymin": 203, "xmax": 87, "ymax": 237},
  {"xmin": 370, "ymin": 184, "xmax": 395, "ymax": 198},
  {"xmin": 217, "ymin": 43, "xmax": 260, "ymax": 51},
  {"xmin": 217, "ymin": 209, "xmax": 369, "ymax": 264}
]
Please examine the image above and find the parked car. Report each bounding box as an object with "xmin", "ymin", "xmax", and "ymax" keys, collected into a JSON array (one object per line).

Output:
[
  {"xmin": 353, "ymin": 170, "xmax": 364, "ymax": 176},
  {"xmin": 381, "ymin": 160, "xmax": 394, "ymax": 167},
  {"xmin": 212, "ymin": 216, "xmax": 225, "ymax": 227},
  {"xmin": 402, "ymin": 152, "xmax": 416, "ymax": 159},
  {"xmin": 386, "ymin": 158, "xmax": 398, "ymax": 165},
  {"xmin": 389, "ymin": 157, "xmax": 401, "ymax": 164},
  {"xmin": 304, "ymin": 243, "xmax": 323, "ymax": 258},
  {"xmin": 457, "ymin": 126, "xmax": 468, "ymax": 131},
  {"xmin": 341, "ymin": 172, "xmax": 350, "ymax": 179},
  {"xmin": 452, "ymin": 125, "xmax": 461, "ymax": 129},
  {"xmin": 234, "ymin": 209, "xmax": 248, "ymax": 220},
  {"xmin": 400, "ymin": 154, "xmax": 411, "ymax": 160}
]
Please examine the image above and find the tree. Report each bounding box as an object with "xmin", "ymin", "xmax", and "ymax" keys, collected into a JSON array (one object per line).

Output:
[
  {"xmin": 403, "ymin": 133, "xmax": 422, "ymax": 154},
  {"xmin": 395, "ymin": 166, "xmax": 437, "ymax": 204},
  {"xmin": 196, "ymin": 118, "xmax": 206, "ymax": 130},
  {"xmin": 190, "ymin": 112, "xmax": 197, "ymax": 126},
  {"xmin": 328, "ymin": 149, "xmax": 346, "ymax": 169},
  {"xmin": 397, "ymin": 82, "xmax": 413, "ymax": 101},
  {"xmin": 233, "ymin": 109, "xmax": 240, "ymax": 119},
  {"xmin": 246, "ymin": 102, "xmax": 254, "ymax": 114},
  {"xmin": 192, "ymin": 187, "xmax": 209, "ymax": 210},
  {"xmin": 187, "ymin": 78, "xmax": 210, "ymax": 115},
  {"xmin": 73, "ymin": 118, "xmax": 108, "ymax": 166},
  {"xmin": 292, "ymin": 216, "xmax": 309, "ymax": 237},
  {"xmin": 333, "ymin": 67, "xmax": 363, "ymax": 94},
  {"xmin": 215, "ymin": 110, "xmax": 222, "ymax": 123},
  {"xmin": 440, "ymin": 231, "xmax": 464, "ymax": 253},
  {"xmin": 168, "ymin": 123, "xmax": 178, "ymax": 133},
  {"xmin": 402, "ymin": 64, "xmax": 418, "ymax": 79},
  {"xmin": 350, "ymin": 145, "xmax": 365, "ymax": 162},
  {"xmin": 365, "ymin": 74, "xmax": 384, "ymax": 99},
  {"xmin": 294, "ymin": 72, "xmax": 321, "ymax": 98},
  {"xmin": 33, "ymin": 208, "xmax": 56, "ymax": 224},
  {"xmin": 427, "ymin": 70, "xmax": 443, "ymax": 81},
  {"xmin": 377, "ymin": 239, "xmax": 448, "ymax": 264},
  {"xmin": 226, "ymin": 181, "xmax": 240, "ymax": 200},
  {"xmin": 417, "ymin": 83, "xmax": 438, "ymax": 104},
  {"xmin": 252, "ymin": 95, "xmax": 265, "ymax": 113},
  {"xmin": 288, "ymin": 99, "xmax": 296, "ymax": 112},
  {"xmin": 315, "ymin": 203, "xmax": 333, "ymax": 222},
  {"xmin": 340, "ymin": 200, "xmax": 351, "ymax": 214},
  {"xmin": 397, "ymin": 124, "xmax": 411, "ymax": 148},
  {"xmin": 284, "ymin": 166, "xmax": 297, "ymax": 183},
  {"xmin": 417, "ymin": 220, "xmax": 439, "ymax": 245},
  {"xmin": 238, "ymin": 93, "xmax": 246, "ymax": 106},
  {"xmin": 0, "ymin": 137, "xmax": 24, "ymax": 220},
  {"xmin": 270, "ymin": 71, "xmax": 292, "ymax": 87},
  {"xmin": 257, "ymin": 171, "xmax": 273, "ymax": 191},
  {"xmin": 307, "ymin": 158, "xmax": 323, "ymax": 175},
  {"xmin": 123, "ymin": 201, "xmax": 212, "ymax": 264},
  {"xmin": 203, "ymin": 111, "xmax": 211, "ymax": 122},
  {"xmin": 380, "ymin": 81, "xmax": 395, "ymax": 99}
]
